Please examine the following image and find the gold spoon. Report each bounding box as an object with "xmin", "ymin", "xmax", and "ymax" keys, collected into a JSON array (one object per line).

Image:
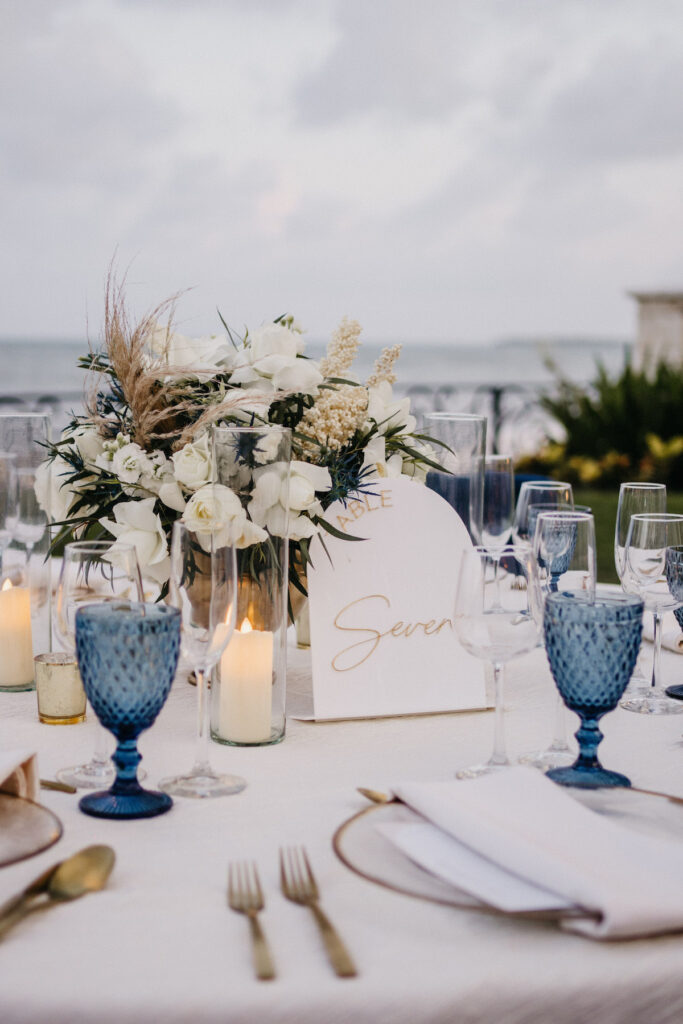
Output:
[{"xmin": 0, "ymin": 845, "xmax": 115, "ymax": 940}]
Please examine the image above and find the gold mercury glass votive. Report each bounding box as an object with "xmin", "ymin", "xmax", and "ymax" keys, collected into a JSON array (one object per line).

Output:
[{"xmin": 35, "ymin": 653, "xmax": 87, "ymax": 725}]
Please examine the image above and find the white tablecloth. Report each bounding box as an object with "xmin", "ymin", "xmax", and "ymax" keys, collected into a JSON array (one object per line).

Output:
[{"xmin": 1, "ymin": 643, "xmax": 683, "ymax": 1024}]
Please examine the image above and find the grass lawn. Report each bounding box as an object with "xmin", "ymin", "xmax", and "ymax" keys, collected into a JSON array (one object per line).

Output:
[{"xmin": 574, "ymin": 488, "xmax": 683, "ymax": 584}]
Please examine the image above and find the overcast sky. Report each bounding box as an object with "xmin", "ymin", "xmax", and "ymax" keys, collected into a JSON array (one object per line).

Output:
[{"xmin": 2, "ymin": 0, "xmax": 682, "ymax": 344}]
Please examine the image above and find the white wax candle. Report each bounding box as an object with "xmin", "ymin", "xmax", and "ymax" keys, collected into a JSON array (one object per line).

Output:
[
  {"xmin": 0, "ymin": 581, "xmax": 34, "ymax": 690},
  {"xmin": 219, "ymin": 619, "xmax": 273, "ymax": 743}
]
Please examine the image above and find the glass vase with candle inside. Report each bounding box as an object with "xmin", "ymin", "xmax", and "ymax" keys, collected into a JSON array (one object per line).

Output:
[{"xmin": 211, "ymin": 425, "xmax": 291, "ymax": 747}]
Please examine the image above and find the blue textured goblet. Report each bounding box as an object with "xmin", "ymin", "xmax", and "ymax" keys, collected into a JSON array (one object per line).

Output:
[
  {"xmin": 544, "ymin": 592, "xmax": 643, "ymax": 789},
  {"xmin": 665, "ymin": 546, "xmax": 683, "ymax": 701},
  {"xmin": 75, "ymin": 602, "xmax": 181, "ymax": 819}
]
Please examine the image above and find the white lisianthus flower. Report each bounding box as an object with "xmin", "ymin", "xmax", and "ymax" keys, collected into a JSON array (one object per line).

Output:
[
  {"xmin": 362, "ymin": 436, "xmax": 404, "ymax": 481},
  {"xmin": 147, "ymin": 323, "xmax": 233, "ymax": 383},
  {"xmin": 172, "ymin": 433, "xmax": 212, "ymax": 491},
  {"xmin": 183, "ymin": 484, "xmax": 267, "ymax": 551},
  {"xmin": 248, "ymin": 461, "xmax": 331, "ymax": 541},
  {"xmin": 137, "ymin": 452, "xmax": 186, "ymax": 512},
  {"xmin": 230, "ymin": 323, "xmax": 322, "ymax": 396},
  {"xmin": 366, "ymin": 381, "xmax": 417, "ymax": 436},
  {"xmin": 68, "ymin": 423, "xmax": 105, "ymax": 469},
  {"xmin": 400, "ymin": 441, "xmax": 435, "ymax": 484},
  {"xmin": 100, "ymin": 498, "xmax": 170, "ymax": 584},
  {"xmin": 111, "ymin": 442, "xmax": 153, "ymax": 485}
]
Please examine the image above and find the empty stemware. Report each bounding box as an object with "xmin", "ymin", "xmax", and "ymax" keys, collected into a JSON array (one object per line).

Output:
[
  {"xmin": 14, "ymin": 467, "xmax": 46, "ymax": 566},
  {"xmin": 544, "ymin": 592, "xmax": 643, "ymax": 789},
  {"xmin": 454, "ymin": 545, "xmax": 542, "ymax": 778},
  {"xmin": 621, "ymin": 513, "xmax": 683, "ymax": 715},
  {"xmin": 615, "ymin": 482, "xmax": 666, "ymax": 694},
  {"xmin": 0, "ymin": 453, "xmax": 17, "ymax": 579},
  {"xmin": 159, "ymin": 520, "xmax": 244, "ymax": 799},
  {"xmin": 512, "ymin": 481, "xmax": 574, "ymax": 547}
]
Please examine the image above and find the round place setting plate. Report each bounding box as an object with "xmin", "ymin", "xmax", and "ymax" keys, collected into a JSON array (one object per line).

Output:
[{"xmin": 0, "ymin": 793, "xmax": 63, "ymax": 869}]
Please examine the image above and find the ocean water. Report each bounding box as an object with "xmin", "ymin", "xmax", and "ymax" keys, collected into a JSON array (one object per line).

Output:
[
  {"xmin": 0, "ymin": 336, "xmax": 630, "ymax": 395},
  {"xmin": 0, "ymin": 335, "xmax": 631, "ymax": 454}
]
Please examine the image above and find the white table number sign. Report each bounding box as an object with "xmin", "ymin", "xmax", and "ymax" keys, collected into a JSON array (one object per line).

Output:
[{"xmin": 307, "ymin": 477, "xmax": 487, "ymax": 719}]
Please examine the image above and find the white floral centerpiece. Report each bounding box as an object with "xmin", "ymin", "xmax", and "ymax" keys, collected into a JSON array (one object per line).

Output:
[{"xmin": 37, "ymin": 277, "xmax": 439, "ymax": 605}]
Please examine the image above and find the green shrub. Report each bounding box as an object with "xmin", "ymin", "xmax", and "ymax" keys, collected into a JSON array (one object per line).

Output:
[{"xmin": 519, "ymin": 359, "xmax": 683, "ymax": 488}]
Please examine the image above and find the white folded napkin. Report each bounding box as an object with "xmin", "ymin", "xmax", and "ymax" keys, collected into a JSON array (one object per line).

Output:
[
  {"xmin": 641, "ymin": 611, "xmax": 683, "ymax": 653},
  {"xmin": 395, "ymin": 767, "xmax": 683, "ymax": 940},
  {"xmin": 0, "ymin": 749, "xmax": 38, "ymax": 801}
]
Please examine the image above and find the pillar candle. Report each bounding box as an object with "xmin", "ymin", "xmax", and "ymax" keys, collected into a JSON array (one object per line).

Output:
[
  {"xmin": 219, "ymin": 619, "xmax": 273, "ymax": 743},
  {"xmin": 0, "ymin": 580, "xmax": 34, "ymax": 690}
]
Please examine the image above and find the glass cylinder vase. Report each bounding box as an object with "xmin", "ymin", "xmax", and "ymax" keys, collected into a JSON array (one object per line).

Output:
[{"xmin": 210, "ymin": 425, "xmax": 291, "ymax": 746}]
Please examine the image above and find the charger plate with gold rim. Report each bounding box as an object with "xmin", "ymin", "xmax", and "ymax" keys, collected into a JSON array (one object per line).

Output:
[
  {"xmin": 0, "ymin": 793, "xmax": 63, "ymax": 869},
  {"xmin": 332, "ymin": 788, "xmax": 683, "ymax": 926}
]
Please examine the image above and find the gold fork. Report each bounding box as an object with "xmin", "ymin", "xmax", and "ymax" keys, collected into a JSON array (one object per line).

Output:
[
  {"xmin": 279, "ymin": 846, "xmax": 357, "ymax": 978},
  {"xmin": 227, "ymin": 862, "xmax": 276, "ymax": 981}
]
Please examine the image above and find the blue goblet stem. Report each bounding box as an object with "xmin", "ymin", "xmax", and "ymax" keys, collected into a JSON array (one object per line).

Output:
[
  {"xmin": 549, "ymin": 573, "xmax": 561, "ymax": 593},
  {"xmin": 109, "ymin": 738, "xmax": 144, "ymax": 796},
  {"xmin": 574, "ymin": 713, "xmax": 604, "ymax": 772}
]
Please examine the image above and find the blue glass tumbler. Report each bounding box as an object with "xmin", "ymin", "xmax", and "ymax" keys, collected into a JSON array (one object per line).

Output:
[
  {"xmin": 75, "ymin": 602, "xmax": 181, "ymax": 819},
  {"xmin": 543, "ymin": 592, "xmax": 643, "ymax": 789},
  {"xmin": 665, "ymin": 546, "xmax": 683, "ymax": 700}
]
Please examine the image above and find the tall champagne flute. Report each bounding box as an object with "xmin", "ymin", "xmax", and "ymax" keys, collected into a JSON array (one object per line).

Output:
[
  {"xmin": 621, "ymin": 512, "xmax": 683, "ymax": 715},
  {"xmin": 159, "ymin": 521, "xmax": 244, "ymax": 799},
  {"xmin": 519, "ymin": 511, "xmax": 597, "ymax": 770},
  {"xmin": 454, "ymin": 546, "xmax": 542, "ymax": 778},
  {"xmin": 615, "ymin": 483, "xmax": 666, "ymax": 582},
  {"xmin": 615, "ymin": 482, "xmax": 666, "ymax": 694},
  {"xmin": 54, "ymin": 540, "xmax": 144, "ymax": 789},
  {"xmin": 14, "ymin": 467, "xmax": 46, "ymax": 565},
  {"xmin": 482, "ymin": 455, "xmax": 515, "ymax": 608},
  {"xmin": 0, "ymin": 453, "xmax": 17, "ymax": 579}
]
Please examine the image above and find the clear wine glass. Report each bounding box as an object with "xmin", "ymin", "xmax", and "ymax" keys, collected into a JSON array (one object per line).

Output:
[
  {"xmin": 14, "ymin": 467, "xmax": 46, "ymax": 566},
  {"xmin": 512, "ymin": 481, "xmax": 574, "ymax": 546},
  {"xmin": 159, "ymin": 520, "xmax": 245, "ymax": 799},
  {"xmin": 621, "ymin": 512, "xmax": 683, "ymax": 715},
  {"xmin": 0, "ymin": 453, "xmax": 17, "ymax": 579},
  {"xmin": 519, "ymin": 511, "xmax": 597, "ymax": 771},
  {"xmin": 454, "ymin": 545, "xmax": 542, "ymax": 778},
  {"xmin": 615, "ymin": 482, "xmax": 666, "ymax": 695},
  {"xmin": 54, "ymin": 540, "xmax": 144, "ymax": 788}
]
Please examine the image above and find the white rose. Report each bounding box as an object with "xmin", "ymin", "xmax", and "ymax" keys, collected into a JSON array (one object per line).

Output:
[
  {"xmin": 35, "ymin": 457, "xmax": 78, "ymax": 523},
  {"xmin": 99, "ymin": 497, "xmax": 170, "ymax": 584},
  {"xmin": 148, "ymin": 323, "xmax": 232, "ymax": 383},
  {"xmin": 248, "ymin": 461, "xmax": 331, "ymax": 541},
  {"xmin": 111, "ymin": 442, "xmax": 153, "ymax": 485},
  {"xmin": 183, "ymin": 484, "xmax": 267, "ymax": 551},
  {"xmin": 172, "ymin": 433, "xmax": 212, "ymax": 491}
]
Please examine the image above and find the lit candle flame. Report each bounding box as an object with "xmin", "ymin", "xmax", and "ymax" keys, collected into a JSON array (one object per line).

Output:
[
  {"xmin": 239, "ymin": 618, "xmax": 252, "ymax": 634},
  {"xmin": 1, "ymin": 579, "xmax": 12, "ymax": 592}
]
